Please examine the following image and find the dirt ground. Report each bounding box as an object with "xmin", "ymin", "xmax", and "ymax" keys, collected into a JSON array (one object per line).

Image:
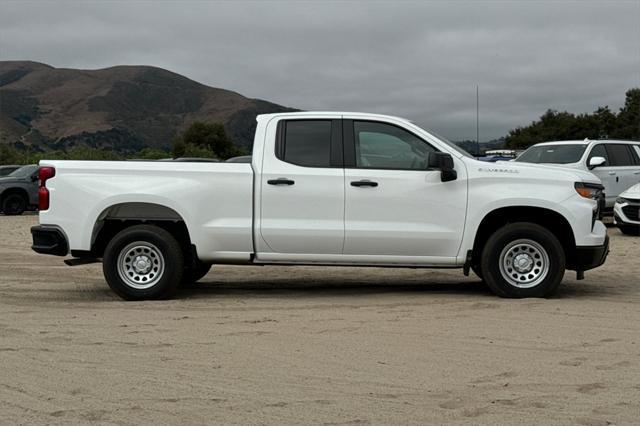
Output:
[{"xmin": 1, "ymin": 214, "xmax": 639, "ymax": 425}]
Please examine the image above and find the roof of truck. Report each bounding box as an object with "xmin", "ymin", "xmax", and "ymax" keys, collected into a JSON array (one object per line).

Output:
[{"xmin": 256, "ymin": 111, "xmax": 412, "ymax": 123}]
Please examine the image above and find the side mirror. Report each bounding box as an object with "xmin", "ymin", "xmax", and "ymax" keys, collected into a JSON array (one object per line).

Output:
[
  {"xmin": 588, "ymin": 156, "xmax": 606, "ymax": 170},
  {"xmin": 427, "ymin": 152, "xmax": 457, "ymax": 182}
]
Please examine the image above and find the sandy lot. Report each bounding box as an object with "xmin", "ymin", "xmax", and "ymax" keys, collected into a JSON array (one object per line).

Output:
[{"xmin": 0, "ymin": 215, "xmax": 639, "ymax": 425}]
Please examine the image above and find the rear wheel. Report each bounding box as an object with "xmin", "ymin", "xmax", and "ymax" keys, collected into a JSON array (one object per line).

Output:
[
  {"xmin": 103, "ymin": 225, "xmax": 183, "ymax": 300},
  {"xmin": 2, "ymin": 193, "xmax": 27, "ymax": 215},
  {"xmin": 481, "ymin": 223, "xmax": 565, "ymax": 298}
]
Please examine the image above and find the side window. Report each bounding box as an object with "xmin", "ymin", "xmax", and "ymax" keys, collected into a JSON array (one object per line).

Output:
[
  {"xmin": 606, "ymin": 144, "xmax": 635, "ymax": 167},
  {"xmin": 278, "ymin": 120, "xmax": 332, "ymax": 167},
  {"xmin": 353, "ymin": 121, "xmax": 436, "ymax": 170},
  {"xmin": 588, "ymin": 144, "xmax": 609, "ymax": 166}
]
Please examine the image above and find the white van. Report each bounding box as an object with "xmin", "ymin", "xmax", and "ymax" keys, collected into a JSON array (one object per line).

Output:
[{"xmin": 516, "ymin": 140, "xmax": 640, "ymax": 209}]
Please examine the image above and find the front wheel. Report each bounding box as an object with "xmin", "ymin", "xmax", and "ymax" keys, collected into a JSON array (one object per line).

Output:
[
  {"xmin": 103, "ymin": 225, "xmax": 184, "ymax": 300},
  {"xmin": 480, "ymin": 223, "xmax": 565, "ymax": 298}
]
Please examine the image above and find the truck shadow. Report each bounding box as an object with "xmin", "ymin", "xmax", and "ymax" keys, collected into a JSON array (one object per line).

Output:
[{"xmin": 176, "ymin": 279, "xmax": 493, "ymax": 299}]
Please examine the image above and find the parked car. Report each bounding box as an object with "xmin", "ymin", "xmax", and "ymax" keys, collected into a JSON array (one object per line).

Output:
[
  {"xmin": 31, "ymin": 112, "xmax": 608, "ymax": 300},
  {"xmin": 614, "ymin": 183, "xmax": 640, "ymax": 235},
  {"xmin": 515, "ymin": 140, "xmax": 640, "ymax": 211},
  {"xmin": 0, "ymin": 164, "xmax": 39, "ymax": 215},
  {"xmin": 0, "ymin": 165, "xmax": 21, "ymax": 177}
]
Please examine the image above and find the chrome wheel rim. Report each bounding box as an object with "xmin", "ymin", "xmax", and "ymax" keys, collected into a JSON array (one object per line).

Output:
[
  {"xmin": 117, "ymin": 241, "xmax": 165, "ymax": 289},
  {"xmin": 499, "ymin": 239, "xmax": 549, "ymax": 289}
]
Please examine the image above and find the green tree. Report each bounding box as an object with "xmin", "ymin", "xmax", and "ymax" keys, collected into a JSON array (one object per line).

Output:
[
  {"xmin": 612, "ymin": 88, "xmax": 640, "ymax": 140},
  {"xmin": 505, "ymin": 88, "xmax": 640, "ymax": 149},
  {"xmin": 172, "ymin": 121, "xmax": 242, "ymax": 160}
]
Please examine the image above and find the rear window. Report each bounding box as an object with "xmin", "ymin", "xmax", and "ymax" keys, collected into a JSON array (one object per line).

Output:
[
  {"xmin": 278, "ymin": 120, "xmax": 332, "ymax": 167},
  {"xmin": 516, "ymin": 144, "xmax": 587, "ymax": 164},
  {"xmin": 606, "ymin": 144, "xmax": 635, "ymax": 166}
]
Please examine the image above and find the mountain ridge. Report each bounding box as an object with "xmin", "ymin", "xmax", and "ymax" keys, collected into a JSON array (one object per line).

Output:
[{"xmin": 0, "ymin": 61, "xmax": 297, "ymax": 152}]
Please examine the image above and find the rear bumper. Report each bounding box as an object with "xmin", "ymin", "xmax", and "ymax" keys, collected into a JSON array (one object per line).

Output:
[
  {"xmin": 31, "ymin": 226, "xmax": 68, "ymax": 256},
  {"xmin": 572, "ymin": 235, "xmax": 609, "ymax": 271}
]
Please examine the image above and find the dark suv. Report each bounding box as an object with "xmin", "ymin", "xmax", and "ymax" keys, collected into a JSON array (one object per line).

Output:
[{"xmin": 0, "ymin": 165, "xmax": 39, "ymax": 215}]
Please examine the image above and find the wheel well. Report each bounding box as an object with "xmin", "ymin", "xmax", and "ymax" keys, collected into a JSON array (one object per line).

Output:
[
  {"xmin": 89, "ymin": 203, "xmax": 195, "ymax": 263},
  {"xmin": 472, "ymin": 206, "xmax": 577, "ymax": 268}
]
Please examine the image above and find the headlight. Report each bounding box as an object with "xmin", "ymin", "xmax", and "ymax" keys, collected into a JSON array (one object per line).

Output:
[
  {"xmin": 616, "ymin": 197, "xmax": 629, "ymax": 204},
  {"xmin": 574, "ymin": 182, "xmax": 603, "ymax": 200}
]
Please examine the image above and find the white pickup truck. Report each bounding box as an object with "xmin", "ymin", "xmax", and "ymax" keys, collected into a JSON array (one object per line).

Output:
[{"xmin": 31, "ymin": 112, "xmax": 609, "ymax": 300}]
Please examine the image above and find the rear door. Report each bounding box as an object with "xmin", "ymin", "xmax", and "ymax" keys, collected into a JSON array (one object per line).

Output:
[
  {"xmin": 259, "ymin": 117, "xmax": 345, "ymax": 255},
  {"xmin": 342, "ymin": 119, "xmax": 466, "ymax": 261},
  {"xmin": 606, "ymin": 144, "xmax": 638, "ymax": 198}
]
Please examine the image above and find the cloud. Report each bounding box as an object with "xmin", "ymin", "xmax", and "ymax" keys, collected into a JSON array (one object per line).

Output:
[{"xmin": 1, "ymin": 0, "xmax": 638, "ymax": 140}]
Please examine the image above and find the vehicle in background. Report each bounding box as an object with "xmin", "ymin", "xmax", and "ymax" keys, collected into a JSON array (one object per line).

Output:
[
  {"xmin": 31, "ymin": 112, "xmax": 608, "ymax": 301},
  {"xmin": 0, "ymin": 164, "xmax": 39, "ymax": 215},
  {"xmin": 225, "ymin": 155, "xmax": 252, "ymax": 163},
  {"xmin": 477, "ymin": 155, "xmax": 515, "ymax": 162},
  {"xmin": 0, "ymin": 165, "xmax": 21, "ymax": 177},
  {"xmin": 516, "ymin": 140, "xmax": 640, "ymax": 210},
  {"xmin": 614, "ymin": 183, "xmax": 640, "ymax": 235}
]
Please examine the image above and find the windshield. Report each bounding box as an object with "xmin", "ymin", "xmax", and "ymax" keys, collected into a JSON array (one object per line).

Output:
[
  {"xmin": 516, "ymin": 144, "xmax": 587, "ymax": 164},
  {"xmin": 8, "ymin": 165, "xmax": 38, "ymax": 178}
]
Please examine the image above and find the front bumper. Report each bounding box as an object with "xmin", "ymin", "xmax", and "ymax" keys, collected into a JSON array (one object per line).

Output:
[
  {"xmin": 572, "ymin": 235, "xmax": 609, "ymax": 271},
  {"xmin": 614, "ymin": 200, "xmax": 640, "ymax": 226},
  {"xmin": 31, "ymin": 226, "xmax": 68, "ymax": 256}
]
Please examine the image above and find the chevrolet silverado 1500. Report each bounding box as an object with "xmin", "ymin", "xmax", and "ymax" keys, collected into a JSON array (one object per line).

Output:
[{"xmin": 31, "ymin": 112, "xmax": 609, "ymax": 300}]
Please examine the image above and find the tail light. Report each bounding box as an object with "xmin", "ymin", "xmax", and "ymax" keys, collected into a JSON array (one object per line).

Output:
[{"xmin": 38, "ymin": 166, "xmax": 56, "ymax": 211}]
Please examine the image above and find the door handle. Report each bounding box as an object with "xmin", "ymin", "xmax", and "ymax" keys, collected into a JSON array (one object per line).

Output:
[
  {"xmin": 608, "ymin": 171, "xmax": 616, "ymax": 175},
  {"xmin": 634, "ymin": 171, "xmax": 640, "ymax": 175},
  {"xmin": 350, "ymin": 180, "xmax": 378, "ymax": 187},
  {"xmin": 267, "ymin": 178, "xmax": 295, "ymax": 186}
]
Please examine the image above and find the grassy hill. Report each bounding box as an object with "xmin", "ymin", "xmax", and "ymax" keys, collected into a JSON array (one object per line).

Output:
[{"xmin": 0, "ymin": 61, "xmax": 296, "ymax": 153}]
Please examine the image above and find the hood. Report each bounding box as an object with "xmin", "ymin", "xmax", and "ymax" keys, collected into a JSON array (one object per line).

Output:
[
  {"xmin": 490, "ymin": 160, "xmax": 602, "ymax": 184},
  {"xmin": 620, "ymin": 183, "xmax": 640, "ymax": 200}
]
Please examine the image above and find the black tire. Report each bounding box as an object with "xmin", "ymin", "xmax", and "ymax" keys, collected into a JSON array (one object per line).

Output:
[
  {"xmin": 182, "ymin": 260, "xmax": 212, "ymax": 284},
  {"xmin": 103, "ymin": 225, "xmax": 184, "ymax": 300},
  {"xmin": 618, "ymin": 225, "xmax": 640, "ymax": 236},
  {"xmin": 2, "ymin": 193, "xmax": 27, "ymax": 215},
  {"xmin": 481, "ymin": 223, "xmax": 565, "ymax": 298}
]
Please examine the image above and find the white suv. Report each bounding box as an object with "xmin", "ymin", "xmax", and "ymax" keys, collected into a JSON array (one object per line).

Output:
[{"xmin": 516, "ymin": 140, "xmax": 640, "ymax": 210}]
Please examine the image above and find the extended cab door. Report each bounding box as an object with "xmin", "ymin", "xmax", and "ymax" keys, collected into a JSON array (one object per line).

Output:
[
  {"xmin": 342, "ymin": 119, "xmax": 467, "ymax": 261},
  {"xmin": 258, "ymin": 117, "xmax": 345, "ymax": 256}
]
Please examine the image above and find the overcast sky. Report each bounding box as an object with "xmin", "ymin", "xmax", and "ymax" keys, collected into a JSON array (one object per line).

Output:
[{"xmin": 1, "ymin": 0, "xmax": 639, "ymax": 141}]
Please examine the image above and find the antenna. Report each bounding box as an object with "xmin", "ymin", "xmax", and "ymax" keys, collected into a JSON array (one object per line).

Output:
[{"xmin": 476, "ymin": 85, "xmax": 480, "ymax": 156}]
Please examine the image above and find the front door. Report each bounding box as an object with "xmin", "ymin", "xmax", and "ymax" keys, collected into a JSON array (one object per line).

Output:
[{"xmin": 342, "ymin": 120, "xmax": 467, "ymax": 261}]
